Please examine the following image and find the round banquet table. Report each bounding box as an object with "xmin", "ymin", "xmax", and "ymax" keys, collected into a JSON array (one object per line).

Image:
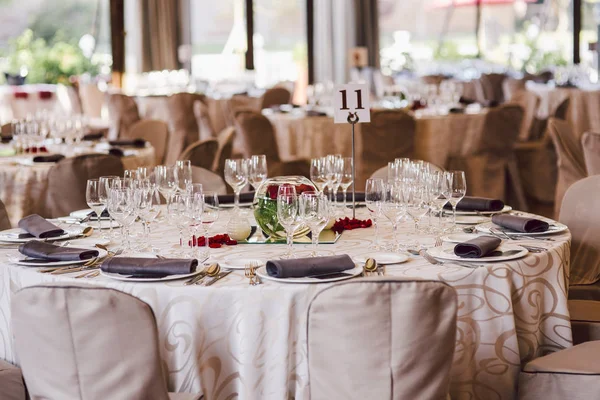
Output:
[
  {"xmin": 0, "ymin": 143, "xmax": 155, "ymax": 226},
  {"xmin": 0, "ymin": 207, "xmax": 571, "ymax": 400}
]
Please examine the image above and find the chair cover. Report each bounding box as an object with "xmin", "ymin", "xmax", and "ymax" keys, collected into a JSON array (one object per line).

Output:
[
  {"xmin": 191, "ymin": 166, "xmax": 227, "ymax": 194},
  {"xmin": 480, "ymin": 73, "xmax": 507, "ymax": 104},
  {"xmin": 549, "ymin": 118, "xmax": 587, "ymax": 217},
  {"xmin": 554, "ymin": 97, "xmax": 570, "ymax": 121},
  {"xmin": 582, "ymin": 132, "xmax": 600, "ymax": 176},
  {"xmin": 512, "ymin": 90, "xmax": 541, "ymax": 141},
  {"xmin": 107, "ymin": 93, "xmax": 140, "ymax": 140},
  {"xmin": 11, "ymin": 283, "xmax": 201, "ymax": 400},
  {"xmin": 260, "ymin": 87, "xmax": 292, "ymax": 109},
  {"xmin": 165, "ymin": 93, "xmax": 205, "ymax": 162},
  {"xmin": 79, "ymin": 82, "xmax": 104, "ymax": 119},
  {"xmin": 202, "ymin": 97, "xmax": 230, "ymax": 134},
  {"xmin": 420, "ymin": 75, "xmax": 446, "ymax": 86},
  {"xmin": 502, "ymin": 78, "xmax": 526, "ymax": 102},
  {"xmin": 307, "ymin": 279, "xmax": 457, "ymax": 400},
  {"xmin": 179, "ymin": 139, "xmax": 219, "ymax": 170},
  {"xmin": 45, "ymin": 154, "xmax": 124, "ymax": 218},
  {"xmin": 0, "ymin": 359, "xmax": 25, "ymax": 400},
  {"xmin": 568, "ymin": 281, "xmax": 600, "ymax": 344},
  {"xmin": 129, "ymin": 119, "xmax": 169, "ymax": 165},
  {"xmin": 0, "ymin": 199, "xmax": 11, "ymax": 230},
  {"xmin": 212, "ymin": 126, "xmax": 236, "ymax": 173},
  {"xmin": 518, "ymin": 341, "xmax": 600, "ymax": 400},
  {"xmin": 193, "ymin": 100, "xmax": 216, "ymax": 140}
]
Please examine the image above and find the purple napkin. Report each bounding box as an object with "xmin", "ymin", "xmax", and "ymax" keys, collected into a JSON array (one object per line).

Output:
[
  {"xmin": 101, "ymin": 257, "xmax": 198, "ymax": 277},
  {"xmin": 491, "ymin": 214, "xmax": 549, "ymax": 233},
  {"xmin": 454, "ymin": 236, "xmax": 502, "ymax": 258},
  {"xmin": 18, "ymin": 214, "xmax": 65, "ymax": 238},
  {"xmin": 19, "ymin": 241, "xmax": 98, "ymax": 261},
  {"xmin": 266, "ymin": 254, "xmax": 354, "ymax": 278}
]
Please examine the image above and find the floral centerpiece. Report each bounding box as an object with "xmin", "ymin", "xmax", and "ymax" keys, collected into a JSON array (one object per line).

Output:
[{"xmin": 253, "ymin": 176, "xmax": 316, "ymax": 240}]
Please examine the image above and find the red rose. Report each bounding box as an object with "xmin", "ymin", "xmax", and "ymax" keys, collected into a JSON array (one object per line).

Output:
[{"xmin": 266, "ymin": 185, "xmax": 279, "ymax": 200}]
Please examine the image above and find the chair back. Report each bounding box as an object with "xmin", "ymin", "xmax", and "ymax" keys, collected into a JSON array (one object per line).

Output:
[
  {"xmin": 420, "ymin": 74, "xmax": 446, "ymax": 86},
  {"xmin": 511, "ymin": 91, "xmax": 541, "ymax": 141},
  {"xmin": 307, "ymin": 279, "xmax": 457, "ymax": 400},
  {"xmin": 213, "ymin": 126, "xmax": 236, "ymax": 173},
  {"xmin": 553, "ymin": 98, "xmax": 570, "ymax": 121},
  {"xmin": 548, "ymin": 118, "xmax": 587, "ymax": 217},
  {"xmin": 166, "ymin": 93, "xmax": 205, "ymax": 153},
  {"xmin": 357, "ymin": 109, "xmax": 416, "ymax": 187},
  {"xmin": 582, "ymin": 132, "xmax": 600, "ymax": 175},
  {"xmin": 502, "ymin": 78, "xmax": 526, "ymax": 102},
  {"xmin": 46, "ymin": 154, "xmax": 124, "ymax": 218},
  {"xmin": 107, "ymin": 93, "xmax": 140, "ymax": 140},
  {"xmin": 480, "ymin": 73, "xmax": 507, "ymax": 103},
  {"xmin": 260, "ymin": 87, "xmax": 292, "ymax": 109},
  {"xmin": 191, "ymin": 166, "xmax": 227, "ymax": 194},
  {"xmin": 0, "ymin": 199, "xmax": 10, "ymax": 230},
  {"xmin": 179, "ymin": 139, "xmax": 219, "ymax": 170},
  {"xmin": 128, "ymin": 119, "xmax": 169, "ymax": 165},
  {"xmin": 11, "ymin": 284, "xmax": 170, "ymax": 400},
  {"xmin": 479, "ymin": 104, "xmax": 523, "ymax": 153},
  {"xmin": 79, "ymin": 82, "xmax": 104, "ymax": 118},
  {"xmin": 193, "ymin": 100, "xmax": 216, "ymax": 140},
  {"xmin": 559, "ymin": 176, "xmax": 600, "ymax": 285},
  {"xmin": 234, "ymin": 110, "xmax": 281, "ymax": 160}
]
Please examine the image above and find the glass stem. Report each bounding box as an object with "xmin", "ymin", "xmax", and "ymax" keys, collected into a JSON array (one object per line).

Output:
[
  {"xmin": 452, "ymin": 205, "xmax": 457, "ymax": 228},
  {"xmin": 374, "ymin": 217, "xmax": 379, "ymax": 247},
  {"xmin": 342, "ymin": 188, "xmax": 347, "ymax": 212},
  {"xmin": 98, "ymin": 213, "xmax": 102, "ymax": 232},
  {"xmin": 234, "ymin": 191, "xmax": 240, "ymax": 209},
  {"xmin": 392, "ymin": 223, "xmax": 398, "ymax": 251},
  {"xmin": 286, "ymin": 230, "xmax": 293, "ymax": 255},
  {"xmin": 311, "ymin": 229, "xmax": 319, "ymax": 255}
]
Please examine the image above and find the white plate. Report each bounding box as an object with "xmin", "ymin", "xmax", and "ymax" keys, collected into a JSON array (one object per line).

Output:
[
  {"xmin": 441, "ymin": 233, "xmax": 482, "ymax": 243},
  {"xmin": 428, "ymin": 244, "xmax": 529, "ymax": 262},
  {"xmin": 0, "ymin": 228, "xmax": 84, "ymax": 243},
  {"xmin": 221, "ymin": 257, "xmax": 264, "ymax": 270},
  {"xmin": 11, "ymin": 247, "xmax": 108, "ymax": 267},
  {"xmin": 220, "ymin": 202, "xmax": 253, "ymax": 209},
  {"xmin": 69, "ymin": 209, "xmax": 111, "ymax": 221},
  {"xmin": 354, "ymin": 253, "xmax": 409, "ymax": 265},
  {"xmin": 476, "ymin": 221, "xmax": 568, "ymax": 236},
  {"xmin": 100, "ymin": 265, "xmax": 203, "ymax": 282},
  {"xmin": 454, "ymin": 205, "xmax": 513, "ymax": 216},
  {"xmin": 16, "ymin": 158, "xmax": 58, "ymax": 167},
  {"xmin": 455, "ymin": 216, "xmax": 490, "ymax": 225},
  {"xmin": 256, "ymin": 265, "xmax": 363, "ymax": 284}
]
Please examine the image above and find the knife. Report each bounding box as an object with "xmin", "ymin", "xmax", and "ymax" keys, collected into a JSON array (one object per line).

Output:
[{"xmin": 204, "ymin": 271, "xmax": 232, "ymax": 286}]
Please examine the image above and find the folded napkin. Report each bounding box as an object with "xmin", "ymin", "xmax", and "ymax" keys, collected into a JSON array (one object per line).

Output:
[
  {"xmin": 108, "ymin": 139, "xmax": 146, "ymax": 148},
  {"xmin": 19, "ymin": 240, "xmax": 98, "ymax": 261},
  {"xmin": 459, "ymin": 96, "xmax": 476, "ymax": 105},
  {"xmin": 449, "ymin": 107, "xmax": 465, "ymax": 114},
  {"xmin": 18, "ymin": 214, "xmax": 65, "ymax": 238},
  {"xmin": 82, "ymin": 131, "xmax": 105, "ymax": 141},
  {"xmin": 218, "ymin": 192, "xmax": 255, "ymax": 204},
  {"xmin": 334, "ymin": 192, "xmax": 366, "ymax": 202},
  {"xmin": 445, "ymin": 196, "xmax": 505, "ymax": 212},
  {"xmin": 491, "ymin": 214, "xmax": 549, "ymax": 233},
  {"xmin": 305, "ymin": 110, "xmax": 328, "ymax": 117},
  {"xmin": 108, "ymin": 148, "xmax": 124, "ymax": 157},
  {"xmin": 33, "ymin": 154, "xmax": 65, "ymax": 163},
  {"xmin": 454, "ymin": 236, "xmax": 502, "ymax": 258},
  {"xmin": 100, "ymin": 257, "xmax": 198, "ymax": 277},
  {"xmin": 266, "ymin": 254, "xmax": 354, "ymax": 279}
]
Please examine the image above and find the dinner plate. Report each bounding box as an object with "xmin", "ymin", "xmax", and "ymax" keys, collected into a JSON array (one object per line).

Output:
[
  {"xmin": 220, "ymin": 257, "xmax": 264, "ymax": 270},
  {"xmin": 455, "ymin": 216, "xmax": 490, "ymax": 225},
  {"xmin": 220, "ymin": 202, "xmax": 253, "ymax": 209},
  {"xmin": 10, "ymin": 247, "xmax": 108, "ymax": 267},
  {"xmin": 475, "ymin": 221, "xmax": 568, "ymax": 236},
  {"xmin": 0, "ymin": 228, "xmax": 84, "ymax": 243},
  {"xmin": 354, "ymin": 253, "xmax": 408, "ymax": 265},
  {"xmin": 427, "ymin": 244, "xmax": 529, "ymax": 262},
  {"xmin": 256, "ymin": 265, "xmax": 363, "ymax": 284},
  {"xmin": 441, "ymin": 233, "xmax": 482, "ymax": 243},
  {"xmin": 16, "ymin": 158, "xmax": 58, "ymax": 167},
  {"xmin": 69, "ymin": 208, "xmax": 111, "ymax": 221},
  {"xmin": 454, "ymin": 205, "xmax": 513, "ymax": 216},
  {"xmin": 100, "ymin": 267, "xmax": 203, "ymax": 282}
]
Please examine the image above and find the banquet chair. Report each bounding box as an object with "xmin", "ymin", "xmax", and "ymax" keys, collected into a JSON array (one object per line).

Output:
[
  {"xmin": 502, "ymin": 78, "xmax": 526, "ymax": 102},
  {"xmin": 128, "ymin": 119, "xmax": 169, "ymax": 165},
  {"xmin": 11, "ymin": 284, "xmax": 202, "ymax": 400},
  {"xmin": 166, "ymin": 93, "xmax": 206, "ymax": 161},
  {"xmin": 0, "ymin": 359, "xmax": 26, "ymax": 400},
  {"xmin": 234, "ymin": 110, "xmax": 310, "ymax": 177},
  {"xmin": 202, "ymin": 97, "xmax": 229, "ymax": 134},
  {"xmin": 45, "ymin": 154, "xmax": 124, "ymax": 218},
  {"xmin": 260, "ymin": 87, "xmax": 292, "ymax": 109},
  {"xmin": 518, "ymin": 341, "xmax": 600, "ymax": 399},
  {"xmin": 420, "ymin": 74, "xmax": 447, "ymax": 86},
  {"xmin": 307, "ymin": 279, "xmax": 457, "ymax": 400},
  {"xmin": 512, "ymin": 90, "xmax": 541, "ymax": 141},
  {"xmin": 581, "ymin": 131, "xmax": 600, "ymax": 175},
  {"xmin": 357, "ymin": 109, "xmax": 416, "ymax": 189},
  {"xmin": 548, "ymin": 118, "xmax": 587, "ymax": 218},
  {"xmin": 179, "ymin": 139, "xmax": 219, "ymax": 170},
  {"xmin": 480, "ymin": 73, "xmax": 507, "ymax": 104},
  {"xmin": 212, "ymin": 126, "xmax": 236, "ymax": 174},
  {"xmin": 106, "ymin": 93, "xmax": 140, "ymax": 140},
  {"xmin": 191, "ymin": 167, "xmax": 227, "ymax": 194},
  {"xmin": 559, "ymin": 175, "xmax": 600, "ymax": 344},
  {"xmin": 193, "ymin": 100, "xmax": 216, "ymax": 140},
  {"xmin": 79, "ymin": 82, "xmax": 105, "ymax": 118},
  {"xmin": 0, "ymin": 199, "xmax": 11, "ymax": 230}
]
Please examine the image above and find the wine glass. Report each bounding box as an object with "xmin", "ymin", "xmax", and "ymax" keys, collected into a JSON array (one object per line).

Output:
[
  {"xmin": 431, "ymin": 171, "xmax": 451, "ymax": 230},
  {"xmin": 299, "ymin": 192, "xmax": 330, "ymax": 257},
  {"xmin": 175, "ymin": 160, "xmax": 192, "ymax": 192},
  {"xmin": 248, "ymin": 154, "xmax": 268, "ymax": 190},
  {"xmin": 85, "ymin": 179, "xmax": 105, "ymax": 232},
  {"xmin": 328, "ymin": 156, "xmax": 342, "ymax": 209},
  {"xmin": 365, "ymin": 178, "xmax": 385, "ymax": 250},
  {"xmin": 108, "ymin": 188, "xmax": 140, "ymax": 254},
  {"xmin": 167, "ymin": 193, "xmax": 193, "ymax": 253},
  {"xmin": 155, "ymin": 165, "xmax": 177, "ymax": 202},
  {"xmin": 224, "ymin": 158, "xmax": 248, "ymax": 210},
  {"xmin": 447, "ymin": 170, "xmax": 466, "ymax": 230},
  {"xmin": 339, "ymin": 157, "xmax": 353, "ymax": 215},
  {"xmin": 99, "ymin": 175, "xmax": 119, "ymax": 239},
  {"xmin": 138, "ymin": 187, "xmax": 161, "ymax": 249},
  {"xmin": 381, "ymin": 183, "xmax": 405, "ymax": 252},
  {"xmin": 310, "ymin": 158, "xmax": 328, "ymax": 193},
  {"xmin": 406, "ymin": 184, "xmax": 430, "ymax": 234},
  {"xmin": 189, "ymin": 192, "xmax": 205, "ymax": 259},
  {"xmin": 277, "ymin": 184, "xmax": 301, "ymax": 259},
  {"xmin": 200, "ymin": 192, "xmax": 220, "ymax": 259}
]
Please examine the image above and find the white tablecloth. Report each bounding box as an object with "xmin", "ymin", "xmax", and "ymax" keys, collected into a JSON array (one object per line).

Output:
[{"xmin": 0, "ymin": 208, "xmax": 571, "ymax": 399}]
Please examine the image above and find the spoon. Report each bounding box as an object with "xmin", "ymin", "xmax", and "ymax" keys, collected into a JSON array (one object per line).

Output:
[
  {"xmin": 364, "ymin": 258, "xmax": 380, "ymax": 276},
  {"xmin": 185, "ymin": 263, "xmax": 220, "ymax": 286}
]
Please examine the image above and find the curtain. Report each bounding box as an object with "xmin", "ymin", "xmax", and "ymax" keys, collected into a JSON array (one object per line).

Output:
[
  {"xmin": 355, "ymin": 0, "xmax": 379, "ymax": 68},
  {"xmin": 141, "ymin": 0, "xmax": 180, "ymax": 72}
]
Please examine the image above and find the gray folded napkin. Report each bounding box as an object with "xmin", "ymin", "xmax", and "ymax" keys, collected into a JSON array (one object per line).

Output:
[
  {"xmin": 101, "ymin": 257, "xmax": 198, "ymax": 277},
  {"xmin": 454, "ymin": 236, "xmax": 502, "ymax": 258},
  {"xmin": 32, "ymin": 154, "xmax": 65, "ymax": 163},
  {"xmin": 19, "ymin": 240, "xmax": 99, "ymax": 261},
  {"xmin": 444, "ymin": 196, "xmax": 504, "ymax": 212},
  {"xmin": 108, "ymin": 148, "xmax": 124, "ymax": 157},
  {"xmin": 266, "ymin": 254, "xmax": 354, "ymax": 278},
  {"xmin": 18, "ymin": 214, "xmax": 65, "ymax": 238},
  {"xmin": 491, "ymin": 214, "xmax": 549, "ymax": 233},
  {"xmin": 108, "ymin": 139, "xmax": 146, "ymax": 148}
]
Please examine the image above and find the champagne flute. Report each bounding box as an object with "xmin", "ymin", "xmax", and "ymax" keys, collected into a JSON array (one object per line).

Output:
[
  {"xmin": 224, "ymin": 158, "xmax": 248, "ymax": 210},
  {"xmin": 447, "ymin": 170, "xmax": 466, "ymax": 230},
  {"xmin": 299, "ymin": 192, "xmax": 330, "ymax": 257},
  {"xmin": 248, "ymin": 154, "xmax": 268, "ymax": 190},
  {"xmin": 175, "ymin": 160, "xmax": 192, "ymax": 192},
  {"xmin": 200, "ymin": 192, "xmax": 220, "ymax": 259},
  {"xmin": 365, "ymin": 178, "xmax": 385, "ymax": 250},
  {"xmin": 99, "ymin": 175, "xmax": 119, "ymax": 239},
  {"xmin": 85, "ymin": 179, "xmax": 105, "ymax": 232},
  {"xmin": 339, "ymin": 157, "xmax": 353, "ymax": 213},
  {"xmin": 277, "ymin": 184, "xmax": 301, "ymax": 259}
]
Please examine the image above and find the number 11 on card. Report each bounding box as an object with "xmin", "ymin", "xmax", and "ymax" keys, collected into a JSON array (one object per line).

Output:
[
  {"xmin": 339, "ymin": 89, "xmax": 365, "ymax": 110},
  {"xmin": 333, "ymin": 83, "xmax": 370, "ymax": 124}
]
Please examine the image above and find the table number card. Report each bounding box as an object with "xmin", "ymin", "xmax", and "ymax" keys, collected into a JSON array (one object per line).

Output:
[{"xmin": 333, "ymin": 83, "xmax": 371, "ymax": 124}]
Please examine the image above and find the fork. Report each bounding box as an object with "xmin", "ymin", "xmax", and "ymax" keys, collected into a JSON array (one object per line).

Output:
[
  {"xmin": 435, "ymin": 236, "xmax": 443, "ymax": 247},
  {"xmin": 419, "ymin": 250, "xmax": 482, "ymax": 269}
]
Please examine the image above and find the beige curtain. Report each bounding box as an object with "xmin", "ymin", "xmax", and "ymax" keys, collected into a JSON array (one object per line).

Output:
[
  {"xmin": 141, "ymin": 0, "xmax": 179, "ymax": 72},
  {"xmin": 355, "ymin": 0, "xmax": 379, "ymax": 68}
]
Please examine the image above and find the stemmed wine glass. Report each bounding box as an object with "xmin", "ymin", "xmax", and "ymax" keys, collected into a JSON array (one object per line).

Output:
[
  {"xmin": 108, "ymin": 188, "xmax": 140, "ymax": 254},
  {"xmin": 200, "ymin": 192, "xmax": 220, "ymax": 259},
  {"xmin": 99, "ymin": 175, "xmax": 119, "ymax": 239},
  {"xmin": 85, "ymin": 179, "xmax": 105, "ymax": 232},
  {"xmin": 167, "ymin": 193, "xmax": 193, "ymax": 255},
  {"xmin": 175, "ymin": 160, "xmax": 192, "ymax": 192},
  {"xmin": 224, "ymin": 159, "xmax": 248, "ymax": 210},
  {"xmin": 405, "ymin": 184, "xmax": 430, "ymax": 234},
  {"xmin": 138, "ymin": 186, "xmax": 161, "ymax": 249},
  {"xmin": 310, "ymin": 158, "xmax": 328, "ymax": 194},
  {"xmin": 382, "ymin": 183, "xmax": 405, "ymax": 252},
  {"xmin": 365, "ymin": 178, "xmax": 385, "ymax": 250},
  {"xmin": 447, "ymin": 171, "xmax": 466, "ymax": 231},
  {"xmin": 339, "ymin": 157, "xmax": 353, "ymax": 213},
  {"xmin": 155, "ymin": 165, "xmax": 178, "ymax": 203},
  {"xmin": 248, "ymin": 155, "xmax": 268, "ymax": 190},
  {"xmin": 431, "ymin": 171, "xmax": 451, "ymax": 229},
  {"xmin": 190, "ymin": 192, "xmax": 205, "ymax": 259},
  {"xmin": 299, "ymin": 192, "xmax": 330, "ymax": 257},
  {"xmin": 277, "ymin": 184, "xmax": 301, "ymax": 259}
]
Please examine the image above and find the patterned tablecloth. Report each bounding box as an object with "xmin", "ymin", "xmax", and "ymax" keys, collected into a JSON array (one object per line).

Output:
[
  {"xmin": 0, "ymin": 144, "xmax": 155, "ymax": 226},
  {"xmin": 0, "ymin": 207, "xmax": 571, "ymax": 400}
]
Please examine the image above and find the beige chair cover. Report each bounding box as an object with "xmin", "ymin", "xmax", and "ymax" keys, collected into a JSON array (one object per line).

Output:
[
  {"xmin": 164, "ymin": 93, "xmax": 205, "ymax": 163},
  {"xmin": 0, "ymin": 359, "xmax": 25, "ymax": 400},
  {"xmin": 11, "ymin": 283, "xmax": 200, "ymax": 400},
  {"xmin": 480, "ymin": 73, "xmax": 507, "ymax": 104},
  {"xmin": 503, "ymin": 78, "xmax": 526, "ymax": 102},
  {"xmin": 79, "ymin": 82, "xmax": 104, "ymax": 119},
  {"xmin": 447, "ymin": 104, "xmax": 527, "ymax": 209},
  {"xmin": 512, "ymin": 90, "xmax": 541, "ymax": 141},
  {"xmin": 0, "ymin": 199, "xmax": 11, "ymax": 230},
  {"xmin": 518, "ymin": 341, "xmax": 600, "ymax": 400},
  {"xmin": 191, "ymin": 166, "xmax": 227, "ymax": 194},
  {"xmin": 357, "ymin": 109, "xmax": 416, "ymax": 189},
  {"xmin": 307, "ymin": 279, "xmax": 457, "ymax": 400},
  {"xmin": 203, "ymin": 97, "xmax": 230, "ymax": 134},
  {"xmin": 193, "ymin": 100, "xmax": 216, "ymax": 140},
  {"xmin": 567, "ymin": 282, "xmax": 600, "ymax": 344},
  {"xmin": 260, "ymin": 87, "xmax": 292, "ymax": 109},
  {"xmin": 548, "ymin": 118, "xmax": 587, "ymax": 217},
  {"xmin": 107, "ymin": 93, "xmax": 141, "ymax": 140},
  {"xmin": 554, "ymin": 97, "xmax": 570, "ymax": 121},
  {"xmin": 45, "ymin": 154, "xmax": 124, "ymax": 218},
  {"xmin": 129, "ymin": 119, "xmax": 169, "ymax": 165},
  {"xmin": 179, "ymin": 139, "xmax": 219, "ymax": 170},
  {"xmin": 582, "ymin": 132, "xmax": 600, "ymax": 175},
  {"xmin": 420, "ymin": 75, "xmax": 446, "ymax": 86},
  {"xmin": 212, "ymin": 126, "xmax": 236, "ymax": 173}
]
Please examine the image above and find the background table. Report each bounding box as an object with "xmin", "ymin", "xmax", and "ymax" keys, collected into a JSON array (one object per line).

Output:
[{"xmin": 0, "ymin": 208, "xmax": 571, "ymax": 400}]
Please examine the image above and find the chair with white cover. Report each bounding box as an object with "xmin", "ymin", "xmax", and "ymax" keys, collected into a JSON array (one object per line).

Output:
[
  {"xmin": 179, "ymin": 139, "xmax": 219, "ymax": 171},
  {"xmin": 11, "ymin": 283, "xmax": 202, "ymax": 400},
  {"xmin": 582, "ymin": 131, "xmax": 600, "ymax": 176},
  {"xmin": 307, "ymin": 279, "xmax": 457, "ymax": 400},
  {"xmin": 0, "ymin": 199, "xmax": 11, "ymax": 230},
  {"xmin": 128, "ymin": 119, "xmax": 169, "ymax": 165},
  {"xmin": 0, "ymin": 359, "xmax": 25, "ymax": 400},
  {"xmin": 191, "ymin": 167, "xmax": 227, "ymax": 195},
  {"xmin": 518, "ymin": 341, "xmax": 600, "ymax": 400}
]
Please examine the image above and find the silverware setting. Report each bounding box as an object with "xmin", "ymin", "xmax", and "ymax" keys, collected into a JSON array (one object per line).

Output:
[
  {"xmin": 184, "ymin": 263, "xmax": 220, "ymax": 286},
  {"xmin": 202, "ymin": 270, "xmax": 232, "ymax": 286},
  {"xmin": 490, "ymin": 227, "xmax": 554, "ymax": 243},
  {"xmin": 363, "ymin": 258, "xmax": 384, "ymax": 276},
  {"xmin": 38, "ymin": 249, "xmax": 123, "ymax": 275},
  {"xmin": 244, "ymin": 261, "xmax": 260, "ymax": 285},
  {"xmin": 408, "ymin": 249, "xmax": 482, "ymax": 269}
]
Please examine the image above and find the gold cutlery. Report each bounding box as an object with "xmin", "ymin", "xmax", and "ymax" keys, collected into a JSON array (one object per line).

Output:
[
  {"xmin": 244, "ymin": 261, "xmax": 260, "ymax": 285},
  {"xmin": 203, "ymin": 270, "xmax": 232, "ymax": 286},
  {"xmin": 363, "ymin": 258, "xmax": 378, "ymax": 276},
  {"xmin": 184, "ymin": 263, "xmax": 219, "ymax": 286}
]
